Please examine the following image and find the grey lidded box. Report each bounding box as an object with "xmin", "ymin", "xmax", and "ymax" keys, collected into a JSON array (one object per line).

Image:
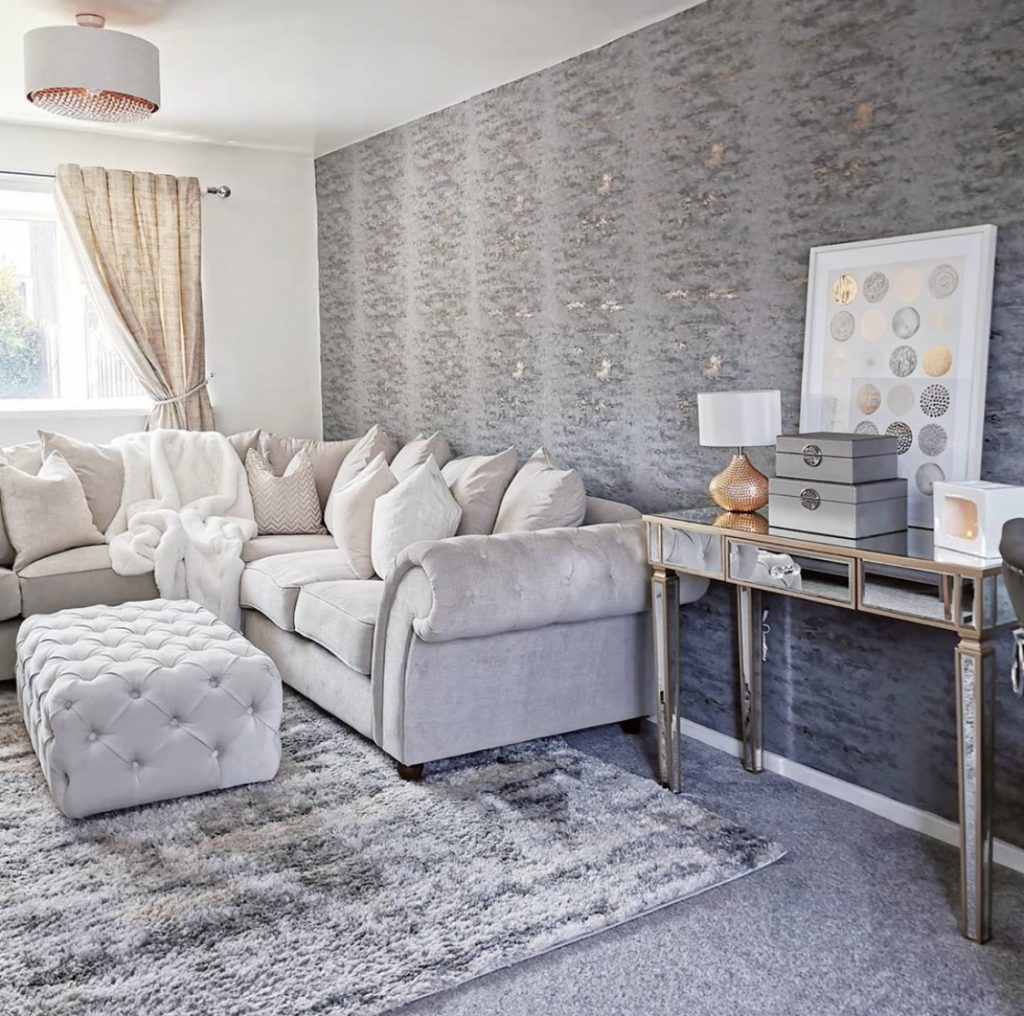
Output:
[
  {"xmin": 769, "ymin": 476, "xmax": 908, "ymax": 539},
  {"xmin": 776, "ymin": 432, "xmax": 899, "ymax": 484}
]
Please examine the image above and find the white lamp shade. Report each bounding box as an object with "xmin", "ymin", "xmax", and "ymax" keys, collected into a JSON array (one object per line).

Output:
[
  {"xmin": 24, "ymin": 23, "xmax": 160, "ymax": 122},
  {"xmin": 698, "ymin": 390, "xmax": 782, "ymax": 448}
]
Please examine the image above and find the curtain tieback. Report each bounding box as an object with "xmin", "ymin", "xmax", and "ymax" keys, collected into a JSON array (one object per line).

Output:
[{"xmin": 152, "ymin": 376, "xmax": 212, "ymax": 406}]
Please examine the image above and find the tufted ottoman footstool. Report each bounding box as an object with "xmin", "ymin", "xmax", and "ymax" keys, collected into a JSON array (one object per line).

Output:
[{"xmin": 16, "ymin": 599, "xmax": 283, "ymax": 819}]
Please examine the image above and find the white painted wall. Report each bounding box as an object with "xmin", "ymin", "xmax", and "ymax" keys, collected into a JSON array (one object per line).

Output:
[{"xmin": 0, "ymin": 121, "xmax": 321, "ymax": 445}]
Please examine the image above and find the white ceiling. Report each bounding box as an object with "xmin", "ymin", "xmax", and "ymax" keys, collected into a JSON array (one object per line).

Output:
[{"xmin": 1, "ymin": 1, "xmax": 705, "ymax": 157}]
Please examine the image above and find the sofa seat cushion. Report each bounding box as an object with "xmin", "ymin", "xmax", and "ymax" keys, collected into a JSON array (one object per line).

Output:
[
  {"xmin": 18, "ymin": 545, "xmax": 159, "ymax": 617},
  {"xmin": 240, "ymin": 551, "xmax": 360, "ymax": 631},
  {"xmin": 294, "ymin": 580, "xmax": 384, "ymax": 675},
  {"xmin": 0, "ymin": 568, "xmax": 20, "ymax": 621},
  {"xmin": 241, "ymin": 534, "xmax": 337, "ymax": 563}
]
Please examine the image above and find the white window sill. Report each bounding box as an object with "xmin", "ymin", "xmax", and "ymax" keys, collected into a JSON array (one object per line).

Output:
[{"xmin": 0, "ymin": 399, "xmax": 151, "ymax": 418}]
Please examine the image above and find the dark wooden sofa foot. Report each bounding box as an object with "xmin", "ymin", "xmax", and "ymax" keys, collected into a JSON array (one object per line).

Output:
[
  {"xmin": 619, "ymin": 717, "xmax": 645, "ymax": 735},
  {"xmin": 396, "ymin": 762, "xmax": 425, "ymax": 782}
]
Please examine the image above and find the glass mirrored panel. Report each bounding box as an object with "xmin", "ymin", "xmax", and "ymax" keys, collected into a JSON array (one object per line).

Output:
[
  {"xmin": 961, "ymin": 573, "xmax": 1017, "ymax": 632},
  {"xmin": 726, "ymin": 539, "xmax": 853, "ymax": 603},
  {"xmin": 661, "ymin": 526, "xmax": 724, "ymax": 578},
  {"xmin": 861, "ymin": 560, "xmax": 956, "ymax": 626}
]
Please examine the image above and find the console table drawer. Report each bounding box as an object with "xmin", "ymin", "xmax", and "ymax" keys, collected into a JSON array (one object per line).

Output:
[
  {"xmin": 648, "ymin": 523, "xmax": 724, "ymax": 578},
  {"xmin": 725, "ymin": 539, "xmax": 855, "ymax": 606},
  {"xmin": 859, "ymin": 560, "xmax": 958, "ymax": 629}
]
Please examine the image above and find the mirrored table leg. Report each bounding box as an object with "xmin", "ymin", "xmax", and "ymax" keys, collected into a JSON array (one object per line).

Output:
[
  {"xmin": 736, "ymin": 584, "xmax": 765, "ymax": 774},
  {"xmin": 651, "ymin": 568, "xmax": 680, "ymax": 792},
  {"xmin": 955, "ymin": 637, "xmax": 995, "ymax": 944}
]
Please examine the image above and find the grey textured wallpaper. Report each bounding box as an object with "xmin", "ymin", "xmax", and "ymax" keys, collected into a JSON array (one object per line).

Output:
[{"xmin": 316, "ymin": 0, "xmax": 1024, "ymax": 841}]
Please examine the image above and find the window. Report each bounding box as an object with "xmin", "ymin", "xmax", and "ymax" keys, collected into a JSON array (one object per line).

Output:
[{"xmin": 0, "ymin": 177, "xmax": 146, "ymax": 408}]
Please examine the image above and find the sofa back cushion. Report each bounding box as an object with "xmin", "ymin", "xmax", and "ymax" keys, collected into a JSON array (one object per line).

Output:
[
  {"xmin": 39, "ymin": 431, "xmax": 124, "ymax": 534},
  {"xmin": 370, "ymin": 458, "xmax": 461, "ymax": 579},
  {"xmin": 226, "ymin": 429, "xmax": 262, "ymax": 463},
  {"xmin": 331, "ymin": 425, "xmax": 396, "ymax": 492},
  {"xmin": 0, "ymin": 451, "xmax": 105, "ymax": 571},
  {"xmin": 0, "ymin": 442, "xmax": 43, "ymax": 567},
  {"xmin": 324, "ymin": 452, "xmax": 398, "ymax": 579},
  {"xmin": 259, "ymin": 432, "xmax": 358, "ymax": 509},
  {"xmin": 245, "ymin": 447, "xmax": 326, "ymax": 536},
  {"xmin": 442, "ymin": 447, "xmax": 518, "ymax": 536},
  {"xmin": 389, "ymin": 432, "xmax": 452, "ymax": 481},
  {"xmin": 492, "ymin": 448, "xmax": 586, "ymax": 534}
]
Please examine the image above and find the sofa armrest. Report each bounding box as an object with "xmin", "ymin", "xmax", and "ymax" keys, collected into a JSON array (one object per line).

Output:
[{"xmin": 395, "ymin": 522, "xmax": 650, "ymax": 644}]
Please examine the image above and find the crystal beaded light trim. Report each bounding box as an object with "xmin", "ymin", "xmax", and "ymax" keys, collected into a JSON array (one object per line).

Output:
[{"xmin": 28, "ymin": 87, "xmax": 157, "ymax": 123}]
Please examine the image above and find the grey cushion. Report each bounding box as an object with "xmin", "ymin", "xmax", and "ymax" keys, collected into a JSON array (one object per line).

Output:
[
  {"xmin": 493, "ymin": 447, "xmax": 587, "ymax": 534},
  {"xmin": 18, "ymin": 545, "xmax": 158, "ymax": 616},
  {"xmin": 38, "ymin": 430, "xmax": 124, "ymax": 533},
  {"xmin": 241, "ymin": 534, "xmax": 337, "ymax": 563},
  {"xmin": 390, "ymin": 432, "xmax": 452, "ymax": 481},
  {"xmin": 294, "ymin": 580, "xmax": 385, "ymax": 675},
  {"xmin": 0, "ymin": 567, "xmax": 20, "ymax": 621},
  {"xmin": 259, "ymin": 433, "xmax": 358, "ymax": 509},
  {"xmin": 442, "ymin": 447, "xmax": 518, "ymax": 535},
  {"xmin": 240, "ymin": 550, "xmax": 361, "ymax": 630},
  {"xmin": 332, "ymin": 425, "xmax": 396, "ymax": 491}
]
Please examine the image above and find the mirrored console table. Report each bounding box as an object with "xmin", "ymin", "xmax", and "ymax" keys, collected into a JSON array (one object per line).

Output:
[{"xmin": 643, "ymin": 506, "xmax": 1017, "ymax": 944}]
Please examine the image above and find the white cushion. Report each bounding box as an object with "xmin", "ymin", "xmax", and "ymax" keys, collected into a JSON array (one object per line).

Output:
[
  {"xmin": 370, "ymin": 458, "xmax": 462, "ymax": 579},
  {"xmin": 324, "ymin": 453, "xmax": 397, "ymax": 577},
  {"xmin": 240, "ymin": 550, "xmax": 360, "ymax": 630},
  {"xmin": 0, "ymin": 451, "xmax": 105, "ymax": 571},
  {"xmin": 246, "ymin": 447, "xmax": 325, "ymax": 536},
  {"xmin": 0, "ymin": 441, "xmax": 43, "ymax": 567},
  {"xmin": 16, "ymin": 599, "xmax": 282, "ymax": 819},
  {"xmin": 331, "ymin": 424, "xmax": 396, "ymax": 491},
  {"xmin": 442, "ymin": 447, "xmax": 518, "ymax": 535},
  {"xmin": 492, "ymin": 448, "xmax": 586, "ymax": 534},
  {"xmin": 294, "ymin": 580, "xmax": 385, "ymax": 675},
  {"xmin": 389, "ymin": 432, "xmax": 452, "ymax": 481}
]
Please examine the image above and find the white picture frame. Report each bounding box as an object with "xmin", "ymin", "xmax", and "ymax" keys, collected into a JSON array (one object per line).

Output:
[{"xmin": 799, "ymin": 224, "xmax": 997, "ymax": 528}]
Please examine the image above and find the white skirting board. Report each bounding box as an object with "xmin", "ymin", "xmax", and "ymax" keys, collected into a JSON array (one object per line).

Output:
[{"xmin": 676, "ymin": 718, "xmax": 1024, "ymax": 876}]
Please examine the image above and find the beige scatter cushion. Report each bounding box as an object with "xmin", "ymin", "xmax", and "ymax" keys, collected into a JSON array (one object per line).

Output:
[
  {"xmin": 38, "ymin": 430, "xmax": 124, "ymax": 534},
  {"xmin": 0, "ymin": 442, "xmax": 43, "ymax": 567},
  {"xmin": 259, "ymin": 432, "xmax": 359, "ymax": 510},
  {"xmin": 390, "ymin": 432, "xmax": 453, "ymax": 481},
  {"xmin": 324, "ymin": 453, "xmax": 398, "ymax": 580},
  {"xmin": 246, "ymin": 447, "xmax": 326, "ymax": 536},
  {"xmin": 226, "ymin": 429, "xmax": 262, "ymax": 463},
  {"xmin": 370, "ymin": 458, "xmax": 462, "ymax": 579},
  {"xmin": 0, "ymin": 451, "xmax": 105, "ymax": 571},
  {"xmin": 442, "ymin": 447, "xmax": 519, "ymax": 535},
  {"xmin": 492, "ymin": 448, "xmax": 587, "ymax": 534},
  {"xmin": 331, "ymin": 424, "xmax": 397, "ymax": 494}
]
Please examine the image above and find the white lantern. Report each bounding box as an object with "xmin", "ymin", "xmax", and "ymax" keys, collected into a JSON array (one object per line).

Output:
[{"xmin": 932, "ymin": 480, "xmax": 1024, "ymax": 560}]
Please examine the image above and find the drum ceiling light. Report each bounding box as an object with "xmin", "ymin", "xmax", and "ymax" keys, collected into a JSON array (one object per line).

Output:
[{"xmin": 24, "ymin": 13, "xmax": 160, "ymax": 123}]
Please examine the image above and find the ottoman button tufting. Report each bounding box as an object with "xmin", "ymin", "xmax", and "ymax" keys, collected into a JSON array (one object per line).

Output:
[
  {"xmin": 87, "ymin": 732, "xmax": 97, "ymax": 742},
  {"xmin": 169, "ymin": 718, "xmax": 179, "ymax": 728}
]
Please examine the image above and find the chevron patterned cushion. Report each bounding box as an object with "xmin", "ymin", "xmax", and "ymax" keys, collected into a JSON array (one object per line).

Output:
[{"xmin": 245, "ymin": 447, "xmax": 326, "ymax": 536}]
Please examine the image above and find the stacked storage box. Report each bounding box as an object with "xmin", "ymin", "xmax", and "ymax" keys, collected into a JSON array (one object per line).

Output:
[{"xmin": 769, "ymin": 432, "xmax": 908, "ymax": 550}]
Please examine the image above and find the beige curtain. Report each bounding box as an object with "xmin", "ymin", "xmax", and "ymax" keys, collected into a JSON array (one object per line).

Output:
[{"xmin": 55, "ymin": 163, "xmax": 215, "ymax": 430}]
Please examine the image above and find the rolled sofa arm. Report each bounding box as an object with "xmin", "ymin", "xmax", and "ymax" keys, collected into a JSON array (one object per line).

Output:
[{"xmin": 394, "ymin": 521, "xmax": 649, "ymax": 644}]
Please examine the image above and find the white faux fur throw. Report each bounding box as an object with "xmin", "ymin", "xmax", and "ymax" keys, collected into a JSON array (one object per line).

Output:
[{"xmin": 107, "ymin": 430, "xmax": 257, "ymax": 628}]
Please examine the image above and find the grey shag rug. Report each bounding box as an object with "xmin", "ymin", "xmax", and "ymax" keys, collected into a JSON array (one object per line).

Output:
[{"xmin": 0, "ymin": 688, "xmax": 783, "ymax": 1015}]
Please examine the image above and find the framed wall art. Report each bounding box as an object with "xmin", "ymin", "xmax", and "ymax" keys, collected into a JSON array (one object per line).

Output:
[{"xmin": 799, "ymin": 224, "xmax": 997, "ymax": 527}]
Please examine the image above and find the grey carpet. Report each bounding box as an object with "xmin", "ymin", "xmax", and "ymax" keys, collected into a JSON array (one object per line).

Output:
[
  {"xmin": 395, "ymin": 725, "xmax": 1024, "ymax": 1016},
  {"xmin": 0, "ymin": 688, "xmax": 782, "ymax": 1016}
]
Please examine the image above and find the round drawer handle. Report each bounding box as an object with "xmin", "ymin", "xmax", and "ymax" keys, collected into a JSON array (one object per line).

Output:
[
  {"xmin": 802, "ymin": 443, "xmax": 823, "ymax": 468},
  {"xmin": 800, "ymin": 488, "xmax": 821, "ymax": 511}
]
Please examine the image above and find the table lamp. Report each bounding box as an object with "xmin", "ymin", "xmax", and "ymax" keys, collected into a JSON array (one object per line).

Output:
[{"xmin": 697, "ymin": 390, "xmax": 781, "ymax": 512}]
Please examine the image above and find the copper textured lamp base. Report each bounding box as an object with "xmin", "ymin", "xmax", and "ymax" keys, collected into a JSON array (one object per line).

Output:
[{"xmin": 709, "ymin": 452, "xmax": 769, "ymax": 512}]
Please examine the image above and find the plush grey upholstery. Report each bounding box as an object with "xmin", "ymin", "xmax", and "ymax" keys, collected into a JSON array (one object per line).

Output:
[
  {"xmin": 0, "ymin": 567, "xmax": 20, "ymax": 621},
  {"xmin": 294, "ymin": 580, "xmax": 383, "ymax": 674},
  {"xmin": 18, "ymin": 545, "xmax": 158, "ymax": 617},
  {"xmin": 18, "ymin": 600, "xmax": 282, "ymax": 818},
  {"xmin": 241, "ymin": 534, "xmax": 337, "ymax": 563},
  {"xmin": 240, "ymin": 550, "xmax": 360, "ymax": 630},
  {"xmin": 583, "ymin": 496, "xmax": 641, "ymax": 525}
]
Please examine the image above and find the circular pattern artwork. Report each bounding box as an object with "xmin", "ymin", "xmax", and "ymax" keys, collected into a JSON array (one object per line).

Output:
[
  {"xmin": 889, "ymin": 345, "xmax": 918, "ymax": 377},
  {"xmin": 830, "ymin": 311, "xmax": 855, "ymax": 341},
  {"xmin": 859, "ymin": 308, "xmax": 887, "ymax": 341},
  {"xmin": 887, "ymin": 384, "xmax": 915, "ymax": 414},
  {"xmin": 854, "ymin": 421, "xmax": 879, "ymax": 435},
  {"xmin": 916, "ymin": 462, "xmax": 945, "ymax": 495},
  {"xmin": 918, "ymin": 423, "xmax": 948, "ymax": 457},
  {"xmin": 894, "ymin": 267, "xmax": 924, "ymax": 302},
  {"xmin": 892, "ymin": 306, "xmax": 921, "ymax": 339},
  {"xmin": 885, "ymin": 421, "xmax": 913, "ymax": 454},
  {"xmin": 920, "ymin": 383, "xmax": 951, "ymax": 418},
  {"xmin": 863, "ymin": 271, "xmax": 889, "ymax": 303},
  {"xmin": 832, "ymin": 274, "xmax": 858, "ymax": 305},
  {"xmin": 923, "ymin": 345, "xmax": 953, "ymax": 377},
  {"xmin": 929, "ymin": 264, "xmax": 959, "ymax": 299},
  {"xmin": 855, "ymin": 383, "xmax": 882, "ymax": 415}
]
